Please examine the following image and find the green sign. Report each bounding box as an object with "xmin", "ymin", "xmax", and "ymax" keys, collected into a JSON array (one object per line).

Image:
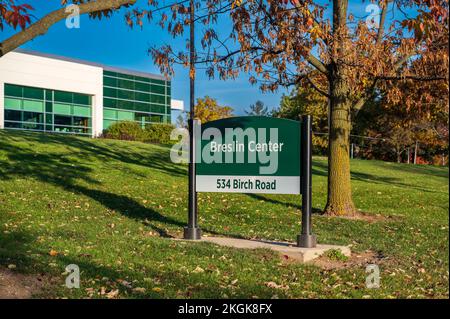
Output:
[{"xmin": 195, "ymin": 116, "xmax": 301, "ymax": 194}]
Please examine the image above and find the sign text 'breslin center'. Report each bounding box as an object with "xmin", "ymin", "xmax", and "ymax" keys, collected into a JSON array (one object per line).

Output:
[{"xmin": 195, "ymin": 116, "xmax": 301, "ymax": 194}]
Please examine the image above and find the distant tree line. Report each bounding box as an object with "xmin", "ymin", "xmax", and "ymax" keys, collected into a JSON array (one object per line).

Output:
[
  {"xmin": 272, "ymin": 76, "xmax": 448, "ymax": 166},
  {"xmin": 176, "ymin": 87, "xmax": 447, "ymax": 166}
]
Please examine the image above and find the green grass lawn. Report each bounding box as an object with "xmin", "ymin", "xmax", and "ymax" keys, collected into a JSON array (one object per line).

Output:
[{"xmin": 0, "ymin": 130, "xmax": 448, "ymax": 298}]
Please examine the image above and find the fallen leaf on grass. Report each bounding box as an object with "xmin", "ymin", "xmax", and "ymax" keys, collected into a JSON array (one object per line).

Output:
[
  {"xmin": 193, "ymin": 266, "xmax": 205, "ymax": 273},
  {"xmin": 106, "ymin": 289, "xmax": 119, "ymax": 299},
  {"xmin": 265, "ymin": 281, "xmax": 289, "ymax": 290},
  {"xmin": 133, "ymin": 287, "xmax": 146, "ymax": 294},
  {"xmin": 118, "ymin": 280, "xmax": 132, "ymax": 289},
  {"xmin": 49, "ymin": 249, "xmax": 58, "ymax": 257}
]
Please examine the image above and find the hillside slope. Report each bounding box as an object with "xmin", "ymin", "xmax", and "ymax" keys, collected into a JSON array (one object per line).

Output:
[{"xmin": 0, "ymin": 130, "xmax": 448, "ymax": 298}]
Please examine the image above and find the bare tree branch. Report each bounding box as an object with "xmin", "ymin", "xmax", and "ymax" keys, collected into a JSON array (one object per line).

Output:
[
  {"xmin": 353, "ymin": 48, "xmax": 420, "ymax": 114},
  {"xmin": 378, "ymin": 75, "xmax": 448, "ymax": 81},
  {"xmin": 305, "ymin": 76, "xmax": 330, "ymax": 98},
  {"xmin": 306, "ymin": 53, "xmax": 328, "ymax": 75},
  {"xmin": 0, "ymin": 0, "xmax": 136, "ymax": 57},
  {"xmin": 376, "ymin": 0, "xmax": 389, "ymax": 44}
]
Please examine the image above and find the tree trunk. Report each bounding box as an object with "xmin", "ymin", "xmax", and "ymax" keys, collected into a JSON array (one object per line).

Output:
[
  {"xmin": 414, "ymin": 141, "xmax": 418, "ymax": 164},
  {"xmin": 324, "ymin": 70, "xmax": 356, "ymax": 216},
  {"xmin": 324, "ymin": 0, "xmax": 356, "ymax": 216},
  {"xmin": 397, "ymin": 151, "xmax": 402, "ymax": 163}
]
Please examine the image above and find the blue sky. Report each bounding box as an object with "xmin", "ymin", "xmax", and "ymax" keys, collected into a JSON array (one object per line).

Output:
[
  {"xmin": 1, "ymin": 1, "xmax": 408, "ymax": 118},
  {"xmin": 1, "ymin": 0, "xmax": 289, "ymax": 118}
]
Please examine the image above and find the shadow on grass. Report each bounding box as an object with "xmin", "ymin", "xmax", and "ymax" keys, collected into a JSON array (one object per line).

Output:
[
  {"xmin": 367, "ymin": 159, "xmax": 449, "ymax": 179},
  {"xmin": 0, "ymin": 226, "xmax": 283, "ymax": 298},
  {"xmin": 0, "ymin": 130, "xmax": 186, "ymax": 179},
  {"xmin": 313, "ymin": 159, "xmax": 447, "ymax": 194},
  {"xmin": 67, "ymin": 184, "xmax": 185, "ymax": 238},
  {"xmin": 67, "ymin": 184, "xmax": 249, "ymax": 239},
  {"xmin": 245, "ymin": 193, "xmax": 323, "ymax": 214},
  {"xmin": 0, "ymin": 130, "xmax": 243, "ymax": 240}
]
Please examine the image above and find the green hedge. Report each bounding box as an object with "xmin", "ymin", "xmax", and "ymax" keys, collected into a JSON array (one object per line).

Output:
[
  {"xmin": 102, "ymin": 121, "xmax": 145, "ymax": 141},
  {"xmin": 144, "ymin": 123, "xmax": 176, "ymax": 145},
  {"xmin": 102, "ymin": 121, "xmax": 176, "ymax": 145}
]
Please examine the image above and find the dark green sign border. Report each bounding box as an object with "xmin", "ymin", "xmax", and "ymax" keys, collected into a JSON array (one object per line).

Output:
[{"xmin": 196, "ymin": 116, "xmax": 301, "ymax": 177}]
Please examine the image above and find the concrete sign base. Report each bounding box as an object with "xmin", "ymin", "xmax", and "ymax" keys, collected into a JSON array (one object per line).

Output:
[{"xmin": 201, "ymin": 236, "xmax": 351, "ymax": 263}]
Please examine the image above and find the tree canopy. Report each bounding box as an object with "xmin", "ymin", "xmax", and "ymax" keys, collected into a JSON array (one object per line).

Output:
[
  {"xmin": 131, "ymin": 0, "xmax": 448, "ymax": 215},
  {"xmin": 193, "ymin": 96, "xmax": 234, "ymax": 123},
  {"xmin": 245, "ymin": 100, "xmax": 270, "ymax": 116}
]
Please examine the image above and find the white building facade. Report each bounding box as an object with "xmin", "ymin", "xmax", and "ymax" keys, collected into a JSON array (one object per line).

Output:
[{"xmin": 0, "ymin": 50, "xmax": 183, "ymax": 137}]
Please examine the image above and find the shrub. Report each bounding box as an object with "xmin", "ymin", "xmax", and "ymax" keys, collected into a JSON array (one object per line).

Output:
[
  {"xmin": 144, "ymin": 123, "xmax": 176, "ymax": 145},
  {"xmin": 102, "ymin": 121, "xmax": 145, "ymax": 141},
  {"xmin": 324, "ymin": 249, "xmax": 349, "ymax": 262}
]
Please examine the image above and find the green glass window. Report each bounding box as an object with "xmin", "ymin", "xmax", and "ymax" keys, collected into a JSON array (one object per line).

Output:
[
  {"xmin": 104, "ymin": 76, "xmax": 117, "ymax": 87},
  {"xmin": 151, "ymin": 104, "xmax": 165, "ymax": 114},
  {"xmin": 134, "ymin": 75, "xmax": 151, "ymax": 83},
  {"xmin": 46, "ymin": 102, "xmax": 53, "ymax": 113},
  {"xmin": 117, "ymin": 79, "xmax": 134, "ymax": 90},
  {"xmin": 73, "ymin": 105, "xmax": 90, "ymax": 117},
  {"xmin": 102, "ymin": 70, "xmax": 171, "ymax": 127},
  {"xmin": 4, "ymin": 98, "xmax": 22, "ymax": 110},
  {"xmin": 4, "ymin": 84, "xmax": 92, "ymax": 136},
  {"xmin": 23, "ymin": 87, "xmax": 44, "ymax": 100},
  {"xmin": 118, "ymin": 73, "xmax": 134, "ymax": 80},
  {"xmin": 117, "ymin": 89, "xmax": 134, "ymax": 100},
  {"xmin": 23, "ymin": 112, "xmax": 44, "ymax": 124},
  {"xmin": 150, "ymin": 114, "xmax": 163, "ymax": 123},
  {"xmin": 134, "ymin": 102, "xmax": 151, "ymax": 112},
  {"xmin": 5, "ymin": 110, "xmax": 21, "ymax": 121},
  {"xmin": 117, "ymin": 110, "xmax": 134, "ymax": 121},
  {"xmin": 53, "ymin": 103, "xmax": 72, "ymax": 115},
  {"xmin": 5, "ymin": 122, "xmax": 21, "ymax": 129},
  {"xmin": 73, "ymin": 117, "xmax": 90, "ymax": 127},
  {"xmin": 103, "ymin": 87, "xmax": 117, "ymax": 98},
  {"xmin": 104, "ymin": 98, "xmax": 117, "ymax": 108},
  {"xmin": 45, "ymin": 90, "xmax": 53, "ymax": 101},
  {"xmin": 151, "ymin": 79, "xmax": 165, "ymax": 86},
  {"xmin": 103, "ymin": 108, "xmax": 117, "ymax": 119},
  {"xmin": 45, "ymin": 114, "xmax": 53, "ymax": 124},
  {"xmin": 4, "ymin": 84, "xmax": 23, "ymax": 97},
  {"xmin": 135, "ymin": 82, "xmax": 150, "ymax": 92},
  {"xmin": 54, "ymin": 91, "xmax": 73, "ymax": 104},
  {"xmin": 116, "ymin": 99, "xmax": 134, "ymax": 110},
  {"xmin": 151, "ymin": 85, "xmax": 165, "ymax": 95},
  {"xmin": 73, "ymin": 93, "xmax": 90, "ymax": 106},
  {"xmin": 22, "ymin": 100, "xmax": 44, "ymax": 113},
  {"xmin": 150, "ymin": 95, "xmax": 165, "ymax": 105},
  {"xmin": 23, "ymin": 123, "xmax": 44, "ymax": 130},
  {"xmin": 54, "ymin": 115, "xmax": 72, "ymax": 126},
  {"xmin": 135, "ymin": 92, "xmax": 150, "ymax": 102},
  {"xmin": 103, "ymin": 119, "xmax": 116, "ymax": 129},
  {"xmin": 104, "ymin": 70, "xmax": 117, "ymax": 77}
]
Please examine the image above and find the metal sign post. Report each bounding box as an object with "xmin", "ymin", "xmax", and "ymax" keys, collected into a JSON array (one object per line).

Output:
[
  {"xmin": 184, "ymin": 0, "xmax": 201, "ymax": 240},
  {"xmin": 297, "ymin": 115, "xmax": 317, "ymax": 248}
]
